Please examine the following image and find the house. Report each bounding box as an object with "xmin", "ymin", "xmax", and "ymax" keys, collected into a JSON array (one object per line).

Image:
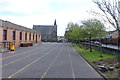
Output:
[
  {"xmin": 33, "ymin": 20, "xmax": 57, "ymax": 42},
  {"xmin": 108, "ymin": 30, "xmax": 118, "ymax": 39}
]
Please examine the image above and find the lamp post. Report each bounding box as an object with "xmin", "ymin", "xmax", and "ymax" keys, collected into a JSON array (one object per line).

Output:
[
  {"xmin": 99, "ymin": 29, "xmax": 103, "ymax": 58},
  {"xmin": 88, "ymin": 32, "xmax": 92, "ymax": 52},
  {"xmin": 84, "ymin": 38, "xmax": 87, "ymax": 47}
]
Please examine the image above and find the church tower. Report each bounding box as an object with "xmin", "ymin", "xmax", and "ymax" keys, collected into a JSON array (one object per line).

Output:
[
  {"xmin": 54, "ymin": 19, "xmax": 57, "ymax": 25},
  {"xmin": 54, "ymin": 19, "xmax": 57, "ymax": 41}
]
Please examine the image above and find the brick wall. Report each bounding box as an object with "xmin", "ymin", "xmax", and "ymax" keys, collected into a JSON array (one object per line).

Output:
[
  {"xmin": 7, "ymin": 28, "xmax": 13, "ymax": 42},
  {"xmin": 0, "ymin": 27, "xmax": 3, "ymax": 42},
  {"xmin": 31, "ymin": 33, "xmax": 33, "ymax": 42},
  {"xmin": 0, "ymin": 19, "xmax": 41, "ymax": 48},
  {"xmin": 15, "ymin": 30, "xmax": 20, "ymax": 47},
  {"xmin": 112, "ymin": 31, "xmax": 118, "ymax": 38},
  {"xmin": 27, "ymin": 32, "xmax": 29, "ymax": 43}
]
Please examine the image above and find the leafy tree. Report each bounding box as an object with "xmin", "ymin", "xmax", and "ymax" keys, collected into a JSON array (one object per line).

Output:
[
  {"xmin": 81, "ymin": 19, "xmax": 106, "ymax": 39},
  {"xmin": 65, "ymin": 19, "xmax": 107, "ymax": 43},
  {"xmin": 93, "ymin": 0, "xmax": 120, "ymax": 49},
  {"xmin": 81, "ymin": 18, "xmax": 106, "ymax": 52}
]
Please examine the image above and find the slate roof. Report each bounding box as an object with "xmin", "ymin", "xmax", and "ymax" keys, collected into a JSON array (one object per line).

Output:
[
  {"xmin": 0, "ymin": 19, "xmax": 40, "ymax": 34},
  {"xmin": 108, "ymin": 30, "xmax": 118, "ymax": 34},
  {"xmin": 33, "ymin": 25, "xmax": 56, "ymax": 35}
]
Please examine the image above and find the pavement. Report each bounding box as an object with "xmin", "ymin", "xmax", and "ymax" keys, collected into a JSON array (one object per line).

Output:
[{"xmin": 1, "ymin": 42, "xmax": 103, "ymax": 79}]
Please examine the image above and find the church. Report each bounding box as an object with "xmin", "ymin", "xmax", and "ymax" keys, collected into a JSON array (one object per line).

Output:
[{"xmin": 33, "ymin": 20, "xmax": 57, "ymax": 42}]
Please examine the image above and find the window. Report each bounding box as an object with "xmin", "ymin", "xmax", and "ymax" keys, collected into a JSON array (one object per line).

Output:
[
  {"xmin": 13, "ymin": 31, "xmax": 16, "ymax": 40},
  {"xmin": 36, "ymin": 35, "xmax": 37, "ymax": 39},
  {"xmin": 29, "ymin": 33, "xmax": 31, "ymax": 40},
  {"xmin": 20, "ymin": 32, "xmax": 22, "ymax": 40},
  {"xmin": 33, "ymin": 34, "xmax": 34, "ymax": 40},
  {"xmin": 3, "ymin": 30, "xmax": 7, "ymax": 40},
  {"xmin": 25, "ymin": 33, "xmax": 27, "ymax": 40}
]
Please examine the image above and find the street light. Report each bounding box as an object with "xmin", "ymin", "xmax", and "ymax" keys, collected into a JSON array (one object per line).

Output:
[
  {"xmin": 99, "ymin": 29, "xmax": 103, "ymax": 58},
  {"xmin": 88, "ymin": 32, "xmax": 92, "ymax": 52},
  {"xmin": 84, "ymin": 38, "xmax": 87, "ymax": 47}
]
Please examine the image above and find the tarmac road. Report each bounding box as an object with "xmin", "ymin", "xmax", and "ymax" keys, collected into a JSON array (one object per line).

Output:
[{"xmin": 2, "ymin": 42, "xmax": 103, "ymax": 79}]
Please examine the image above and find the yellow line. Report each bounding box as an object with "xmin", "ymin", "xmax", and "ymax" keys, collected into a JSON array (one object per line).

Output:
[
  {"xmin": 0, "ymin": 45, "xmax": 52, "ymax": 67},
  {"xmin": 7, "ymin": 44, "xmax": 60, "ymax": 78},
  {"xmin": 40, "ymin": 45, "xmax": 63, "ymax": 80},
  {"xmin": 68, "ymin": 43, "xmax": 75, "ymax": 80},
  {"xmin": 0, "ymin": 44, "xmax": 50, "ymax": 60}
]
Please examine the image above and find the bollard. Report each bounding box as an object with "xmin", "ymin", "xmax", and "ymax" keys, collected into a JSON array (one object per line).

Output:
[{"xmin": 10, "ymin": 43, "xmax": 15, "ymax": 51}]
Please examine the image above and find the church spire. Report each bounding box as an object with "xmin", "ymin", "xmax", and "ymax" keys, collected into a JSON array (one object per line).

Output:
[{"xmin": 54, "ymin": 19, "xmax": 56, "ymax": 25}]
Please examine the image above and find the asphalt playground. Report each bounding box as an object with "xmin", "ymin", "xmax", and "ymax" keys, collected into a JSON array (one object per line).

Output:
[{"xmin": 1, "ymin": 42, "xmax": 103, "ymax": 79}]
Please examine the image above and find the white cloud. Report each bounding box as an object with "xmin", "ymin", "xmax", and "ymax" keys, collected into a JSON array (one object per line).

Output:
[
  {"xmin": 0, "ymin": 0, "xmax": 52, "ymax": 14},
  {"xmin": 0, "ymin": 0, "xmax": 104, "ymax": 36}
]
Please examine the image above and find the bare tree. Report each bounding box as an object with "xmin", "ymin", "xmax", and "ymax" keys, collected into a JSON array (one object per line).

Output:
[{"xmin": 93, "ymin": 0, "xmax": 120, "ymax": 49}]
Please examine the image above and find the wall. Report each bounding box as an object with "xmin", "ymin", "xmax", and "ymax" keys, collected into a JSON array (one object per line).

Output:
[
  {"xmin": 7, "ymin": 28, "xmax": 13, "ymax": 42},
  {"xmin": 0, "ymin": 27, "xmax": 3, "ymax": 42},
  {"xmin": 112, "ymin": 31, "xmax": 118, "ymax": 38},
  {"xmin": 16, "ymin": 30, "xmax": 20, "ymax": 47},
  {"xmin": 0, "ymin": 19, "xmax": 41, "ymax": 49}
]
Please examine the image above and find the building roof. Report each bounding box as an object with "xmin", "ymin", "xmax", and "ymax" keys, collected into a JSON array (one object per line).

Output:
[
  {"xmin": 0, "ymin": 19, "xmax": 40, "ymax": 34},
  {"xmin": 108, "ymin": 30, "xmax": 118, "ymax": 34},
  {"xmin": 33, "ymin": 25, "xmax": 56, "ymax": 35}
]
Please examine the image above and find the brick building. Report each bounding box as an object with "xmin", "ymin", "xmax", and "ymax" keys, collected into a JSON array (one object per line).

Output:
[{"xmin": 0, "ymin": 19, "xmax": 41, "ymax": 51}]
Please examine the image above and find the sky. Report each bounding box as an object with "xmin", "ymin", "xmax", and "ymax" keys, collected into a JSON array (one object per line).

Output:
[{"xmin": 0, "ymin": 0, "xmax": 110, "ymax": 36}]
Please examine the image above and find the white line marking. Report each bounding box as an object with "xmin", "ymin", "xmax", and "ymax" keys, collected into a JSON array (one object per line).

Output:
[
  {"xmin": 1, "ymin": 44, "xmax": 50, "ymax": 60},
  {"xmin": 1, "ymin": 45, "xmax": 52, "ymax": 67},
  {"xmin": 7, "ymin": 44, "xmax": 60, "ymax": 78},
  {"xmin": 40, "ymin": 45, "xmax": 63, "ymax": 80},
  {"xmin": 68, "ymin": 43, "xmax": 75, "ymax": 80}
]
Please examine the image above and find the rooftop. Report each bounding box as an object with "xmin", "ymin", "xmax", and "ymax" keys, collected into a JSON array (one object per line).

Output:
[
  {"xmin": 0, "ymin": 19, "xmax": 40, "ymax": 34},
  {"xmin": 33, "ymin": 25, "xmax": 56, "ymax": 35}
]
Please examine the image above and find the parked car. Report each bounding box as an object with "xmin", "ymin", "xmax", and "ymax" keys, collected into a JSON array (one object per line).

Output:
[{"xmin": 94, "ymin": 41, "xmax": 102, "ymax": 45}]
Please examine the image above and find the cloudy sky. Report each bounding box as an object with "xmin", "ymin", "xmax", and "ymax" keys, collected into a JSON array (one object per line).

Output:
[{"xmin": 0, "ymin": 0, "xmax": 102, "ymax": 36}]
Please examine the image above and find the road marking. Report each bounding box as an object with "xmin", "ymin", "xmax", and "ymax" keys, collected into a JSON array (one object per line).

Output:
[
  {"xmin": 0, "ymin": 44, "xmax": 51, "ymax": 60},
  {"xmin": 1, "ymin": 45, "xmax": 53, "ymax": 67},
  {"xmin": 40, "ymin": 45, "xmax": 63, "ymax": 80},
  {"xmin": 1, "ymin": 47, "xmax": 40, "ymax": 60},
  {"xmin": 68, "ymin": 43, "xmax": 75, "ymax": 80},
  {"xmin": 7, "ymin": 44, "xmax": 60, "ymax": 78}
]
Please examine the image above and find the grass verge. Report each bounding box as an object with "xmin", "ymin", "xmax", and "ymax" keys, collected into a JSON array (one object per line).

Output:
[
  {"xmin": 72, "ymin": 43, "xmax": 117, "ymax": 62},
  {"xmin": 72, "ymin": 43, "xmax": 120, "ymax": 79}
]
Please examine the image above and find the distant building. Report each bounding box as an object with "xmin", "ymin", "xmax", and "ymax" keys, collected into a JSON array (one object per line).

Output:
[
  {"xmin": 33, "ymin": 20, "xmax": 57, "ymax": 42},
  {"xmin": 108, "ymin": 30, "xmax": 118, "ymax": 38},
  {"xmin": 57, "ymin": 36, "xmax": 64, "ymax": 40}
]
